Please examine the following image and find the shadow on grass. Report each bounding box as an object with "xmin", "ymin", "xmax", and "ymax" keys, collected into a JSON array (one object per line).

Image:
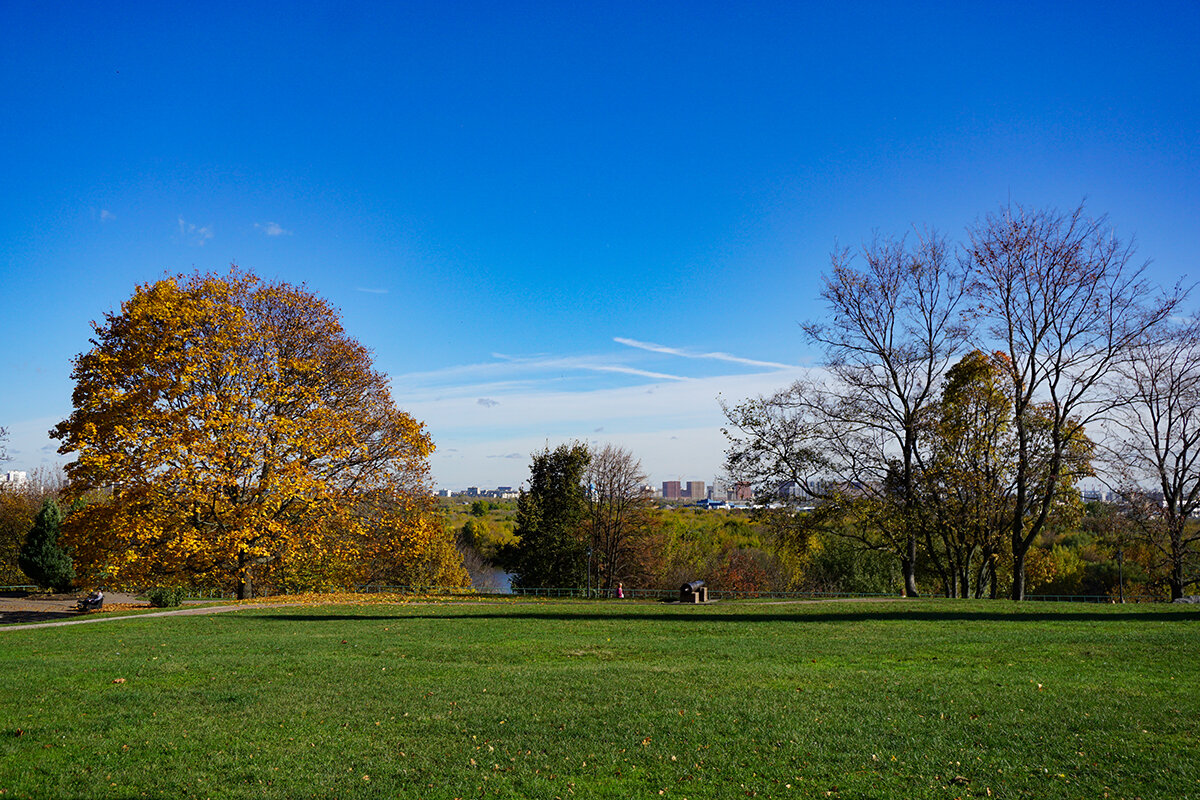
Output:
[
  {"xmin": 255, "ymin": 607, "xmax": 1200, "ymax": 625},
  {"xmin": 0, "ymin": 610, "xmax": 83, "ymax": 625}
]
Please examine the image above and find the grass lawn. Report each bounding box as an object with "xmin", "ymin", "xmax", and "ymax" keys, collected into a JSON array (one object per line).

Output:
[{"xmin": 0, "ymin": 599, "xmax": 1196, "ymax": 799}]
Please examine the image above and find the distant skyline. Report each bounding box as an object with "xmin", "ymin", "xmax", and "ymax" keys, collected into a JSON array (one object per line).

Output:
[{"xmin": 2, "ymin": 1, "xmax": 1198, "ymax": 490}]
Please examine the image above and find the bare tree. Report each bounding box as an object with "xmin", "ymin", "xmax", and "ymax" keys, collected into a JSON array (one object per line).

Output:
[
  {"xmin": 968, "ymin": 203, "xmax": 1179, "ymax": 600},
  {"xmin": 584, "ymin": 444, "xmax": 652, "ymax": 594},
  {"xmin": 800, "ymin": 231, "xmax": 971, "ymax": 596},
  {"xmin": 723, "ymin": 377, "xmax": 899, "ymax": 583},
  {"xmin": 1105, "ymin": 317, "xmax": 1200, "ymax": 600},
  {"xmin": 726, "ymin": 232, "xmax": 969, "ymax": 596}
]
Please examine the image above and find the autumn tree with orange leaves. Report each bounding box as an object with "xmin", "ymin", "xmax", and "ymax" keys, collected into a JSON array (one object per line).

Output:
[{"xmin": 52, "ymin": 269, "xmax": 466, "ymax": 597}]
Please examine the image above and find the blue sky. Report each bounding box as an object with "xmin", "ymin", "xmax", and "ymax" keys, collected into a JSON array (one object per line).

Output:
[{"xmin": 2, "ymin": 1, "xmax": 1198, "ymax": 490}]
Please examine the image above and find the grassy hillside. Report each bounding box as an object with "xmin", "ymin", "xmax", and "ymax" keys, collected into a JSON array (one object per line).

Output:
[{"xmin": 1, "ymin": 599, "xmax": 1196, "ymax": 798}]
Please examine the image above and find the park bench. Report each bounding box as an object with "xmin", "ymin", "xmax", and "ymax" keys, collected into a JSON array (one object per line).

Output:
[{"xmin": 76, "ymin": 596, "xmax": 104, "ymax": 612}]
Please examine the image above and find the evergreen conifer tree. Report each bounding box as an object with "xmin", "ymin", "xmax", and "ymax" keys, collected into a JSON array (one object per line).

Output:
[
  {"xmin": 506, "ymin": 443, "xmax": 591, "ymax": 589},
  {"xmin": 18, "ymin": 498, "xmax": 76, "ymax": 591}
]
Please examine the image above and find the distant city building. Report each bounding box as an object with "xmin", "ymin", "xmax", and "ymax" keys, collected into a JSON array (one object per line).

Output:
[
  {"xmin": 776, "ymin": 479, "xmax": 832, "ymax": 500},
  {"xmin": 734, "ymin": 481, "xmax": 753, "ymax": 501},
  {"xmin": 660, "ymin": 479, "xmax": 715, "ymax": 502},
  {"xmin": 447, "ymin": 486, "xmax": 520, "ymax": 499},
  {"xmin": 777, "ymin": 481, "xmax": 806, "ymax": 499},
  {"xmin": 1081, "ymin": 487, "xmax": 1116, "ymax": 503},
  {"xmin": 1, "ymin": 471, "xmax": 28, "ymax": 488}
]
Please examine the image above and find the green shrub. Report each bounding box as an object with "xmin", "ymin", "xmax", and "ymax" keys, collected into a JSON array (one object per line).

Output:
[
  {"xmin": 802, "ymin": 533, "xmax": 899, "ymax": 595},
  {"xmin": 145, "ymin": 587, "xmax": 186, "ymax": 607}
]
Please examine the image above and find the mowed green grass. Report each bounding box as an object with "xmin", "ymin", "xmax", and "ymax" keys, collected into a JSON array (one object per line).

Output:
[{"xmin": 1, "ymin": 600, "xmax": 1197, "ymax": 799}]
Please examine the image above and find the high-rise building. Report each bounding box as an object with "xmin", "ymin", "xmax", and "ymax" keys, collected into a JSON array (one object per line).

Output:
[
  {"xmin": 686, "ymin": 481, "xmax": 705, "ymax": 501},
  {"xmin": 661, "ymin": 481, "xmax": 681, "ymax": 500},
  {"xmin": 1, "ymin": 471, "xmax": 27, "ymax": 487}
]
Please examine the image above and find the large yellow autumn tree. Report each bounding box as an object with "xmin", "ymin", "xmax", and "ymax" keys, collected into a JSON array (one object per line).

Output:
[{"xmin": 53, "ymin": 269, "xmax": 467, "ymax": 597}]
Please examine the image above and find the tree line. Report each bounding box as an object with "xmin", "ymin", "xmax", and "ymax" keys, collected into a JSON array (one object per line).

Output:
[
  {"xmin": 3, "ymin": 203, "xmax": 1196, "ymax": 601},
  {"xmin": 725, "ymin": 203, "xmax": 1197, "ymax": 601}
]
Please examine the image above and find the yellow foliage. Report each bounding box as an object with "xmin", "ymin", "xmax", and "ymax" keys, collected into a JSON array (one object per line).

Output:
[
  {"xmin": 1022, "ymin": 547, "xmax": 1058, "ymax": 591},
  {"xmin": 53, "ymin": 268, "xmax": 467, "ymax": 596}
]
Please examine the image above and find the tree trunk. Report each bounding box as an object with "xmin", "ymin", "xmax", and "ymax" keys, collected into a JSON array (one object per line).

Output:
[
  {"xmin": 1010, "ymin": 544, "xmax": 1026, "ymax": 601},
  {"xmin": 1168, "ymin": 520, "xmax": 1186, "ymax": 601},
  {"xmin": 975, "ymin": 554, "xmax": 993, "ymax": 599},
  {"xmin": 902, "ymin": 535, "xmax": 919, "ymax": 597},
  {"xmin": 237, "ymin": 550, "xmax": 253, "ymax": 600},
  {"xmin": 1170, "ymin": 558, "xmax": 1184, "ymax": 602}
]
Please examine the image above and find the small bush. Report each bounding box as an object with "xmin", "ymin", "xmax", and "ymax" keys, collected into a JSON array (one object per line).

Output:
[{"xmin": 145, "ymin": 587, "xmax": 186, "ymax": 607}]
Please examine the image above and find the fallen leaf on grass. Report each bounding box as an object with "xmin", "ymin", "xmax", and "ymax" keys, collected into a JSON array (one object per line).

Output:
[{"xmin": 112, "ymin": 678, "xmax": 126, "ymax": 684}]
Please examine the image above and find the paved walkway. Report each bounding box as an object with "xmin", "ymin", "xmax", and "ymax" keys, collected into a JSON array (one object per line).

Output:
[
  {"xmin": 0, "ymin": 601, "xmax": 297, "ymax": 632},
  {"xmin": 0, "ymin": 593, "xmax": 905, "ymax": 632}
]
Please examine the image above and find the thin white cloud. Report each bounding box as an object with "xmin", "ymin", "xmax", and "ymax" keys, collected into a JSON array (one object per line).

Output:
[
  {"xmin": 429, "ymin": 426, "xmax": 736, "ymax": 490},
  {"xmin": 99, "ymin": 209, "xmax": 115, "ymax": 221},
  {"xmin": 614, "ymin": 337, "xmax": 793, "ymax": 369},
  {"xmin": 396, "ymin": 354, "xmax": 690, "ymax": 390},
  {"xmin": 486, "ymin": 352, "xmax": 690, "ymax": 379},
  {"xmin": 406, "ymin": 366, "xmax": 814, "ymax": 438},
  {"xmin": 589, "ymin": 365, "xmax": 691, "ymax": 381},
  {"xmin": 177, "ymin": 217, "xmax": 214, "ymax": 246},
  {"xmin": 392, "ymin": 345, "xmax": 817, "ymax": 488},
  {"xmin": 255, "ymin": 221, "xmax": 293, "ymax": 237},
  {"xmin": 355, "ymin": 287, "xmax": 389, "ymax": 295}
]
